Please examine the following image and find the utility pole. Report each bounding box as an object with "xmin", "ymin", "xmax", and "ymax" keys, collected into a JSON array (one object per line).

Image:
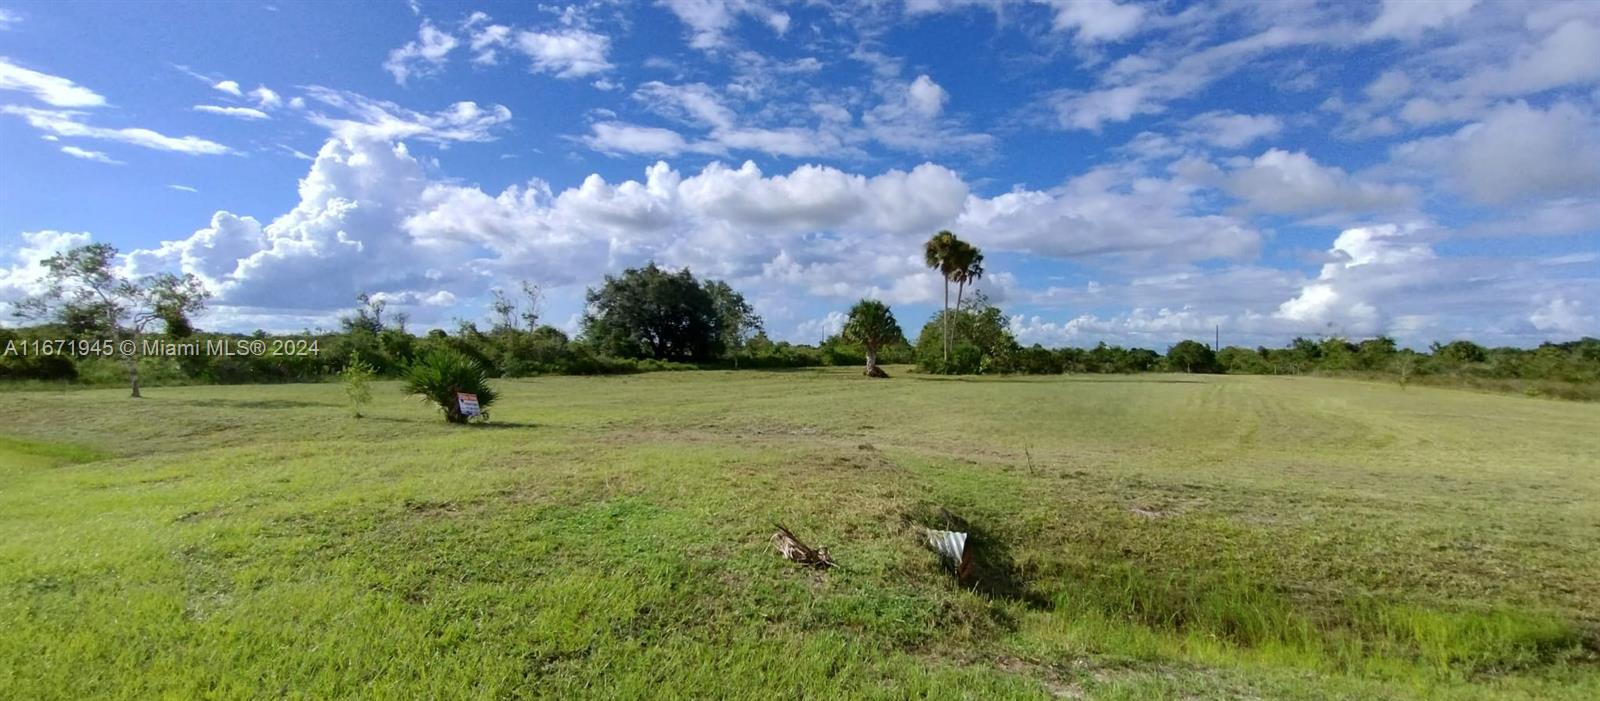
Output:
[{"xmin": 1214, "ymin": 325, "xmax": 1220, "ymax": 352}]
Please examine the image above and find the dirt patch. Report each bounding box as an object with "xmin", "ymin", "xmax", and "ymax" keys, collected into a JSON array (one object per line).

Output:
[
  {"xmin": 827, "ymin": 451, "xmax": 899, "ymax": 471},
  {"xmin": 174, "ymin": 506, "xmax": 227, "ymax": 523},
  {"xmin": 1127, "ymin": 495, "xmax": 1209, "ymax": 520},
  {"xmin": 402, "ymin": 498, "xmax": 461, "ymax": 516},
  {"xmin": 993, "ymin": 656, "xmax": 1085, "ymax": 699}
]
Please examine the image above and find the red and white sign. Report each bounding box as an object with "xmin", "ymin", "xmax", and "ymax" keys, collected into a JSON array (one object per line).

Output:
[{"xmin": 456, "ymin": 392, "xmax": 481, "ymax": 417}]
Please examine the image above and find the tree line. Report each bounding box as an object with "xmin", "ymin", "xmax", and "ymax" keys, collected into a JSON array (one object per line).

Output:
[{"xmin": 4, "ymin": 241, "xmax": 1597, "ymax": 401}]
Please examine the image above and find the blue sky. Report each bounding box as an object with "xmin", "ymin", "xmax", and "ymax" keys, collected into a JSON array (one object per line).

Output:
[{"xmin": 1, "ymin": 0, "xmax": 1597, "ymax": 348}]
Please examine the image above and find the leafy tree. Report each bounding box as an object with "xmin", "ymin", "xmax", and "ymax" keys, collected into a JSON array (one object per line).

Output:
[
  {"xmin": 1013, "ymin": 344, "xmax": 1063, "ymax": 374},
  {"xmin": 341, "ymin": 293, "xmax": 387, "ymax": 336},
  {"xmin": 1571, "ymin": 337, "xmax": 1600, "ymax": 364},
  {"xmin": 518, "ymin": 281, "xmax": 543, "ymax": 330},
  {"xmin": 1085, "ymin": 342, "xmax": 1118, "ymax": 373},
  {"xmin": 914, "ymin": 292, "xmax": 1018, "ymax": 374},
  {"xmin": 489, "ymin": 280, "xmax": 543, "ymax": 334},
  {"xmin": 379, "ymin": 326, "xmax": 417, "ymax": 368},
  {"xmin": 341, "ymin": 352, "xmax": 376, "ymax": 418},
  {"xmin": 842, "ymin": 299, "xmax": 905, "ymax": 378},
  {"xmin": 956, "ymin": 291, "xmax": 1015, "ymax": 371},
  {"xmin": 1080, "ymin": 344, "xmax": 1162, "ymax": 373},
  {"xmin": 1318, "ymin": 337, "xmax": 1358, "ymax": 370},
  {"xmin": 1218, "ymin": 346, "xmax": 1270, "ymax": 374},
  {"xmin": 705, "ymin": 279, "xmax": 763, "ymax": 368},
  {"xmin": 474, "ymin": 281, "xmax": 553, "ymax": 377},
  {"xmin": 1125, "ymin": 348, "xmax": 1162, "ymax": 372},
  {"xmin": 1054, "ymin": 346, "xmax": 1088, "ymax": 373},
  {"xmin": 1357, "ymin": 336, "xmax": 1398, "ymax": 370},
  {"xmin": 525, "ymin": 325, "xmax": 571, "ymax": 367},
  {"xmin": 14, "ymin": 243, "xmax": 209, "ymax": 397},
  {"xmin": 1166, "ymin": 340, "xmax": 1218, "ymax": 373},
  {"xmin": 915, "ymin": 319, "xmax": 956, "ymax": 372},
  {"xmin": 746, "ymin": 331, "xmax": 775, "ymax": 357},
  {"xmin": 1432, "ymin": 339, "xmax": 1487, "ymax": 366},
  {"xmin": 331, "ymin": 294, "xmax": 397, "ymax": 374},
  {"xmin": 490, "ymin": 289, "xmax": 517, "ymax": 334},
  {"xmin": 1289, "ymin": 336, "xmax": 1322, "ymax": 366},
  {"xmin": 582, "ymin": 263, "xmax": 743, "ymax": 363},
  {"xmin": 444, "ymin": 320, "xmax": 500, "ymax": 375},
  {"xmin": 403, "ymin": 349, "xmax": 497, "ymax": 424}
]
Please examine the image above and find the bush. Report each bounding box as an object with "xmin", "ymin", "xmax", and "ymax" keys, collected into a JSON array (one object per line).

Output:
[
  {"xmin": 403, "ymin": 350, "xmax": 498, "ymax": 424},
  {"xmin": 1012, "ymin": 344, "xmax": 1063, "ymax": 374},
  {"xmin": 820, "ymin": 342, "xmax": 865, "ymax": 367},
  {"xmin": 1218, "ymin": 346, "xmax": 1271, "ymax": 374},
  {"xmin": 739, "ymin": 343, "xmax": 824, "ymax": 369},
  {"xmin": 0, "ymin": 329, "xmax": 78, "ymax": 381},
  {"xmin": 341, "ymin": 352, "xmax": 375, "ymax": 418},
  {"xmin": 913, "ymin": 292, "xmax": 1020, "ymax": 375}
]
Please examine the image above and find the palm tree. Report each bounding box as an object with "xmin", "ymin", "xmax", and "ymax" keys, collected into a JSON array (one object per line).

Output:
[
  {"xmin": 950, "ymin": 243, "xmax": 984, "ymax": 320},
  {"xmin": 842, "ymin": 299, "xmax": 905, "ymax": 378},
  {"xmin": 946, "ymin": 244, "xmax": 983, "ymax": 363},
  {"xmin": 923, "ymin": 230, "xmax": 959, "ymax": 362},
  {"xmin": 403, "ymin": 349, "xmax": 498, "ymax": 423}
]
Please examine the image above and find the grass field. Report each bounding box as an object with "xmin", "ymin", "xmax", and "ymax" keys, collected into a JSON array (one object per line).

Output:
[{"xmin": 2, "ymin": 369, "xmax": 1598, "ymax": 699}]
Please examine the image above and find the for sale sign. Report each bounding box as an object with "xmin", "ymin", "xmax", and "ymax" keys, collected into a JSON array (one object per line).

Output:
[{"xmin": 456, "ymin": 392, "xmax": 481, "ymax": 417}]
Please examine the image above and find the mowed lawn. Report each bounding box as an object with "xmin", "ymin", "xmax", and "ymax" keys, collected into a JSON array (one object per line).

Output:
[{"xmin": 1, "ymin": 370, "xmax": 1597, "ymax": 700}]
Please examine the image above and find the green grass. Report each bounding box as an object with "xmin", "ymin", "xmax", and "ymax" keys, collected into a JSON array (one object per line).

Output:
[{"xmin": 2, "ymin": 369, "xmax": 1597, "ymax": 699}]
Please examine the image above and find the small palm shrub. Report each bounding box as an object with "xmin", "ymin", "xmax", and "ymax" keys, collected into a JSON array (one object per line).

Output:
[{"xmin": 403, "ymin": 349, "xmax": 498, "ymax": 423}]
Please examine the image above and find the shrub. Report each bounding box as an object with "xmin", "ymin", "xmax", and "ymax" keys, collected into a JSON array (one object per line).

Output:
[
  {"xmin": 913, "ymin": 293, "xmax": 1019, "ymax": 374},
  {"xmin": 403, "ymin": 350, "xmax": 498, "ymax": 423},
  {"xmin": 341, "ymin": 352, "xmax": 375, "ymax": 418},
  {"xmin": 0, "ymin": 329, "xmax": 78, "ymax": 381},
  {"xmin": 820, "ymin": 342, "xmax": 865, "ymax": 367}
]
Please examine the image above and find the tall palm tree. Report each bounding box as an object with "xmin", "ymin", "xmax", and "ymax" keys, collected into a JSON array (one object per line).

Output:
[
  {"xmin": 842, "ymin": 299, "xmax": 905, "ymax": 378},
  {"xmin": 950, "ymin": 243, "xmax": 983, "ymax": 323},
  {"xmin": 923, "ymin": 230, "xmax": 959, "ymax": 362}
]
